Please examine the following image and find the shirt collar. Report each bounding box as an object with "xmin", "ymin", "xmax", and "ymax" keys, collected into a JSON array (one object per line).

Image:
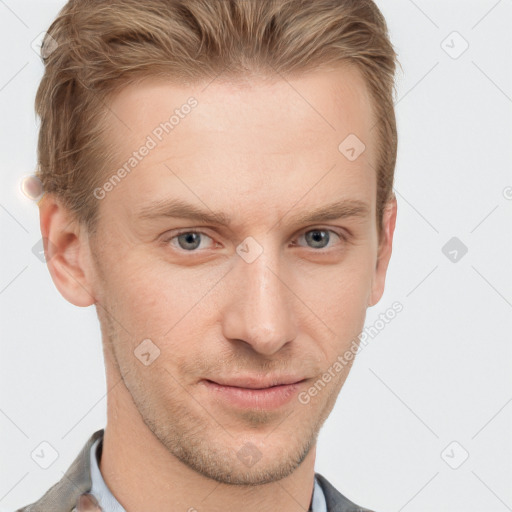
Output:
[{"xmin": 88, "ymin": 434, "xmax": 327, "ymax": 512}]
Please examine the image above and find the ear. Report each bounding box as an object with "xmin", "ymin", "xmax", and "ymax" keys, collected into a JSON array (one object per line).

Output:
[
  {"xmin": 39, "ymin": 193, "xmax": 97, "ymax": 307},
  {"xmin": 368, "ymin": 196, "xmax": 397, "ymax": 307}
]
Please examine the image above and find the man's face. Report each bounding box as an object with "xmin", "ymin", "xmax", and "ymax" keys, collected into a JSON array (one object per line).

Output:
[{"xmin": 86, "ymin": 66, "xmax": 393, "ymax": 484}]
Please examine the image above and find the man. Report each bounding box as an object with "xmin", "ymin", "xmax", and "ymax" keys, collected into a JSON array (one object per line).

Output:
[{"xmin": 18, "ymin": 0, "xmax": 399, "ymax": 510}]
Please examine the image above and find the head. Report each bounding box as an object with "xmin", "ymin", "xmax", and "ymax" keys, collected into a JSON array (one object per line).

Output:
[{"xmin": 37, "ymin": 0, "xmax": 399, "ymax": 486}]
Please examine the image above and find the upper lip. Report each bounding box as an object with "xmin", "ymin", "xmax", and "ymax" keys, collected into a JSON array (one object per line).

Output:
[{"xmin": 205, "ymin": 375, "xmax": 307, "ymax": 389}]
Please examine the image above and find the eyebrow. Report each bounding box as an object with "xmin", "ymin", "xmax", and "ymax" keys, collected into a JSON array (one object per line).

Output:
[{"xmin": 136, "ymin": 197, "xmax": 371, "ymax": 226}]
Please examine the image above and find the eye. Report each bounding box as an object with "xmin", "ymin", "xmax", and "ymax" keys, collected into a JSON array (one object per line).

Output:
[
  {"xmin": 165, "ymin": 230, "xmax": 216, "ymax": 251},
  {"xmin": 295, "ymin": 229, "xmax": 345, "ymax": 250},
  {"xmin": 162, "ymin": 227, "xmax": 348, "ymax": 253}
]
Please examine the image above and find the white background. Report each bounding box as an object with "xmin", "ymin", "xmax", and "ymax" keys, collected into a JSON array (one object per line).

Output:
[{"xmin": 1, "ymin": 1, "xmax": 511, "ymax": 511}]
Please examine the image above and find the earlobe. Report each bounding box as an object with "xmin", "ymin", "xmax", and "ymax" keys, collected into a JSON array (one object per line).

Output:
[
  {"xmin": 367, "ymin": 196, "xmax": 397, "ymax": 307},
  {"xmin": 39, "ymin": 194, "xmax": 97, "ymax": 307}
]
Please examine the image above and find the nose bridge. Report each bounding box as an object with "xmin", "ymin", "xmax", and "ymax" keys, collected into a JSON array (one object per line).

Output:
[{"xmin": 223, "ymin": 238, "xmax": 297, "ymax": 355}]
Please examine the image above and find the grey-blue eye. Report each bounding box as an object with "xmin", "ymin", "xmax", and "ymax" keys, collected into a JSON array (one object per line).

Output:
[
  {"xmin": 172, "ymin": 231, "xmax": 214, "ymax": 251},
  {"xmin": 165, "ymin": 228, "xmax": 344, "ymax": 253},
  {"xmin": 299, "ymin": 229, "xmax": 341, "ymax": 249}
]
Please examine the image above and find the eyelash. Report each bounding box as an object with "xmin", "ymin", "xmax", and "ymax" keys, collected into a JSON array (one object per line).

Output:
[{"xmin": 161, "ymin": 227, "xmax": 350, "ymax": 253}]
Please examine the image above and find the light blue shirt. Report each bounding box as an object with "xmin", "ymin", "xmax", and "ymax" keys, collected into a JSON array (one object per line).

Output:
[{"xmin": 88, "ymin": 436, "xmax": 327, "ymax": 512}]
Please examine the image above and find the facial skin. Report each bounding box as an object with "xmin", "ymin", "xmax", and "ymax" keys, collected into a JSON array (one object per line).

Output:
[{"xmin": 40, "ymin": 65, "xmax": 396, "ymax": 511}]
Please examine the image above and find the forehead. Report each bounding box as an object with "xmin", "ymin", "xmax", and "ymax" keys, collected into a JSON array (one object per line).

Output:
[
  {"xmin": 99, "ymin": 66, "xmax": 377, "ymax": 222},
  {"xmin": 107, "ymin": 65, "xmax": 374, "ymax": 148}
]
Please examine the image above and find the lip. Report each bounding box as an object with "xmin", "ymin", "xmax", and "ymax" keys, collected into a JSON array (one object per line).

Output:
[
  {"xmin": 202, "ymin": 376, "xmax": 307, "ymax": 409},
  {"xmin": 206, "ymin": 375, "xmax": 306, "ymax": 389}
]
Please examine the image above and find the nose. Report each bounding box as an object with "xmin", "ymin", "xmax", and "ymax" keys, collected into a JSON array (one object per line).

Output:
[{"xmin": 221, "ymin": 241, "xmax": 298, "ymax": 356}]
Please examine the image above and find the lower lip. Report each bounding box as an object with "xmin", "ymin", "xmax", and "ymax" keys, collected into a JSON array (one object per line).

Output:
[{"xmin": 202, "ymin": 380, "xmax": 303, "ymax": 409}]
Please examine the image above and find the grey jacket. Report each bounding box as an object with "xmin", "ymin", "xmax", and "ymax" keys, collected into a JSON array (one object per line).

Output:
[{"xmin": 15, "ymin": 429, "xmax": 375, "ymax": 512}]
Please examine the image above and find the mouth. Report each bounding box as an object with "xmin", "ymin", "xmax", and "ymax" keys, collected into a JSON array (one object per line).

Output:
[{"xmin": 201, "ymin": 376, "xmax": 307, "ymax": 409}]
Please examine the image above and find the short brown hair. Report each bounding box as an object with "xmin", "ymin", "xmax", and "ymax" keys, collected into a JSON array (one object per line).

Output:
[{"xmin": 35, "ymin": 0, "xmax": 399, "ymax": 238}]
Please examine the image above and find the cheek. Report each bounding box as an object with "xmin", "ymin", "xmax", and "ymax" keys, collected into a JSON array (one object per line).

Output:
[
  {"xmin": 102, "ymin": 252, "xmax": 224, "ymax": 348},
  {"xmin": 292, "ymin": 255, "xmax": 374, "ymax": 356},
  {"xmin": 296, "ymin": 250, "xmax": 374, "ymax": 312}
]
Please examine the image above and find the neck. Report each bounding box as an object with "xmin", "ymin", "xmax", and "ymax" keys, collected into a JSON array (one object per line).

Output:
[{"xmin": 99, "ymin": 351, "xmax": 318, "ymax": 512}]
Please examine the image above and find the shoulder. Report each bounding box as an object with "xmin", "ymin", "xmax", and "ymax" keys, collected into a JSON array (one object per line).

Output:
[{"xmin": 315, "ymin": 472, "xmax": 376, "ymax": 512}]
